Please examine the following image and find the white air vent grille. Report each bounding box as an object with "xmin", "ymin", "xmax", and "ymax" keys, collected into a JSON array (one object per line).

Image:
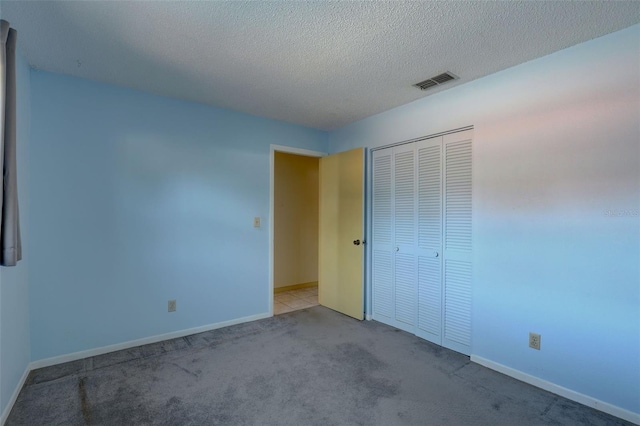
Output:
[{"xmin": 414, "ymin": 72, "xmax": 457, "ymax": 91}]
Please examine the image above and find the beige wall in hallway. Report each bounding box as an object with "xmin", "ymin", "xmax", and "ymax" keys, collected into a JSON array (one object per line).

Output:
[{"xmin": 274, "ymin": 152, "xmax": 319, "ymax": 289}]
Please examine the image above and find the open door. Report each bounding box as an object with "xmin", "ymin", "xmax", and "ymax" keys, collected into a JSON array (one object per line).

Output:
[{"xmin": 318, "ymin": 147, "xmax": 364, "ymax": 320}]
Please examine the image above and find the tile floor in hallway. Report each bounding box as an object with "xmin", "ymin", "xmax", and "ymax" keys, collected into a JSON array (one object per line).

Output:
[{"xmin": 274, "ymin": 286, "xmax": 318, "ymax": 315}]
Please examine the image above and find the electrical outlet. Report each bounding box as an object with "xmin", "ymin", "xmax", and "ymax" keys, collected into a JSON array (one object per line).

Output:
[
  {"xmin": 168, "ymin": 299, "xmax": 176, "ymax": 312},
  {"xmin": 529, "ymin": 332, "xmax": 541, "ymax": 350}
]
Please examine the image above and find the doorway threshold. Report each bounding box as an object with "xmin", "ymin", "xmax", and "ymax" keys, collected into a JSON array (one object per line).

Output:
[{"xmin": 274, "ymin": 285, "xmax": 318, "ymax": 315}]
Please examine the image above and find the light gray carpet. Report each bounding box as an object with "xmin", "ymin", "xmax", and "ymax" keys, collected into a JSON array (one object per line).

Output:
[{"xmin": 7, "ymin": 306, "xmax": 631, "ymax": 425}]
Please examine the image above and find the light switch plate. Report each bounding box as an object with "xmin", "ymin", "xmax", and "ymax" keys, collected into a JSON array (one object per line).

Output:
[{"xmin": 254, "ymin": 217, "xmax": 261, "ymax": 228}]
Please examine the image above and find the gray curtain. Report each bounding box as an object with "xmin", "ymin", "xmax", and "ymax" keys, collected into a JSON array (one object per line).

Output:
[{"xmin": 0, "ymin": 20, "xmax": 21, "ymax": 266}]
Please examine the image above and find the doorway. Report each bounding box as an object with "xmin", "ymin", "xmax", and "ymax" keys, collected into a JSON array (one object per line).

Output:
[
  {"xmin": 269, "ymin": 145, "xmax": 325, "ymax": 316},
  {"xmin": 269, "ymin": 144, "xmax": 365, "ymax": 319},
  {"xmin": 273, "ymin": 150, "xmax": 320, "ymax": 314}
]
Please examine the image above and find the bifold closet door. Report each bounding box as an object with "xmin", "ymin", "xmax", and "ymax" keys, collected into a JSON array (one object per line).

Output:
[
  {"xmin": 392, "ymin": 143, "xmax": 417, "ymax": 332},
  {"xmin": 371, "ymin": 129, "xmax": 472, "ymax": 356},
  {"xmin": 371, "ymin": 144, "xmax": 418, "ymax": 333},
  {"xmin": 371, "ymin": 148, "xmax": 394, "ymax": 323},
  {"xmin": 441, "ymin": 130, "xmax": 473, "ymax": 355},
  {"xmin": 415, "ymin": 136, "xmax": 443, "ymax": 345}
]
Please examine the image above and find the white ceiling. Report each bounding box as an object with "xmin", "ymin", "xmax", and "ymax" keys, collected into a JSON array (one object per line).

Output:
[{"xmin": 1, "ymin": 1, "xmax": 639, "ymax": 130}]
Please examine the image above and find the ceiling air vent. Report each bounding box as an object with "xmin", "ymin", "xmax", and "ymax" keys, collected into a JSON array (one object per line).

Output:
[{"xmin": 413, "ymin": 72, "xmax": 457, "ymax": 91}]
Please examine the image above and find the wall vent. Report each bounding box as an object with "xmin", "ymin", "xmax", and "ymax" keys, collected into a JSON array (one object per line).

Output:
[{"xmin": 413, "ymin": 72, "xmax": 457, "ymax": 91}]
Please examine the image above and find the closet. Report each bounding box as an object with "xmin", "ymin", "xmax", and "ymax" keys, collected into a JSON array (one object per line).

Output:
[{"xmin": 371, "ymin": 129, "xmax": 472, "ymax": 355}]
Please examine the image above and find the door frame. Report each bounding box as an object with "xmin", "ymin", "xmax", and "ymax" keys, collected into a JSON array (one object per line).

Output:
[{"xmin": 269, "ymin": 145, "xmax": 327, "ymax": 316}]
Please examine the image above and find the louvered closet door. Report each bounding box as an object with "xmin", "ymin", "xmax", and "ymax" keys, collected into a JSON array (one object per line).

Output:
[
  {"xmin": 442, "ymin": 130, "xmax": 473, "ymax": 355},
  {"xmin": 392, "ymin": 143, "xmax": 417, "ymax": 332},
  {"xmin": 371, "ymin": 148, "xmax": 394, "ymax": 322},
  {"xmin": 371, "ymin": 129, "xmax": 472, "ymax": 356},
  {"xmin": 415, "ymin": 136, "xmax": 443, "ymax": 345}
]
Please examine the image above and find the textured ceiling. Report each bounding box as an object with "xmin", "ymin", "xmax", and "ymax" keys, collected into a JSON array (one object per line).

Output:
[{"xmin": 1, "ymin": 1, "xmax": 639, "ymax": 130}]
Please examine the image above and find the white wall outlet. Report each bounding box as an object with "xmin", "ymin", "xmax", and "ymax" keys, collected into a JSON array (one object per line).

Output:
[
  {"xmin": 529, "ymin": 332, "xmax": 541, "ymax": 350},
  {"xmin": 168, "ymin": 299, "xmax": 177, "ymax": 312},
  {"xmin": 254, "ymin": 217, "xmax": 261, "ymax": 228}
]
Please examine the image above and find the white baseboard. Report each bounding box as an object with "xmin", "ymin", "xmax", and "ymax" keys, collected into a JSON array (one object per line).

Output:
[
  {"xmin": 31, "ymin": 312, "xmax": 271, "ymax": 370},
  {"xmin": 471, "ymin": 355, "xmax": 640, "ymax": 425},
  {"xmin": 1, "ymin": 364, "xmax": 30, "ymax": 426}
]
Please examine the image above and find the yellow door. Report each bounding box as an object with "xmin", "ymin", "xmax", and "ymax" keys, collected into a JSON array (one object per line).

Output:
[{"xmin": 318, "ymin": 147, "xmax": 364, "ymax": 320}]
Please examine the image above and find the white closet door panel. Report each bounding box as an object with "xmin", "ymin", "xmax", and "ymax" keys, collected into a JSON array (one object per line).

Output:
[
  {"xmin": 443, "ymin": 259, "xmax": 472, "ymax": 351},
  {"xmin": 442, "ymin": 129, "xmax": 473, "ymax": 355},
  {"xmin": 444, "ymin": 131, "xmax": 473, "ymax": 255},
  {"xmin": 394, "ymin": 253, "xmax": 416, "ymax": 326},
  {"xmin": 372, "ymin": 148, "xmax": 395, "ymax": 325},
  {"xmin": 372, "ymin": 250, "xmax": 393, "ymax": 319},
  {"xmin": 415, "ymin": 136, "xmax": 442, "ymax": 343},
  {"xmin": 372, "ymin": 152, "xmax": 393, "ymax": 246},
  {"xmin": 417, "ymin": 255, "xmax": 441, "ymax": 342},
  {"xmin": 392, "ymin": 144, "xmax": 417, "ymax": 332},
  {"xmin": 393, "ymin": 145, "xmax": 416, "ymax": 247},
  {"xmin": 417, "ymin": 139, "xmax": 442, "ymax": 251}
]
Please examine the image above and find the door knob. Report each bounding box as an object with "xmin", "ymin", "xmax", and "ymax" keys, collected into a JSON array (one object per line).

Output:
[
  {"xmin": 433, "ymin": 251, "xmax": 439, "ymax": 257},
  {"xmin": 396, "ymin": 247, "xmax": 399, "ymax": 252},
  {"xmin": 353, "ymin": 239, "xmax": 361, "ymax": 246}
]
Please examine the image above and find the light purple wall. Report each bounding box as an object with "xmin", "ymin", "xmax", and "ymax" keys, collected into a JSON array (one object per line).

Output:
[{"xmin": 329, "ymin": 25, "xmax": 640, "ymax": 415}]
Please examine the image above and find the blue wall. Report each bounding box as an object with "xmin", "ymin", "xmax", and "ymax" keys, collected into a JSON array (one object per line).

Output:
[
  {"xmin": 0, "ymin": 50, "xmax": 30, "ymax": 418},
  {"xmin": 13, "ymin": 19, "xmax": 640, "ymax": 421},
  {"xmin": 329, "ymin": 25, "xmax": 640, "ymax": 415},
  {"xmin": 29, "ymin": 72, "xmax": 327, "ymax": 361}
]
